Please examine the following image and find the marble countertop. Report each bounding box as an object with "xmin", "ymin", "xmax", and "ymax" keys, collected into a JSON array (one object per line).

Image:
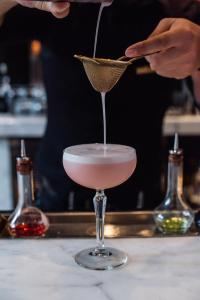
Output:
[{"xmin": 0, "ymin": 236, "xmax": 200, "ymax": 300}]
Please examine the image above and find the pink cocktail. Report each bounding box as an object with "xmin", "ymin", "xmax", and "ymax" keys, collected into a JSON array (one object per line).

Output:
[
  {"xmin": 63, "ymin": 144, "xmax": 136, "ymax": 190},
  {"xmin": 63, "ymin": 143, "xmax": 137, "ymax": 270}
]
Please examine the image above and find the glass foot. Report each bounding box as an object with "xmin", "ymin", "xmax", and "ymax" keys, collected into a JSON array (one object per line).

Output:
[{"xmin": 74, "ymin": 247, "xmax": 128, "ymax": 270}]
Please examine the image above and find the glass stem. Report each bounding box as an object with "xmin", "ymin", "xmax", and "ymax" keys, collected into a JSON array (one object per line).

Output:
[{"xmin": 93, "ymin": 190, "xmax": 107, "ymax": 250}]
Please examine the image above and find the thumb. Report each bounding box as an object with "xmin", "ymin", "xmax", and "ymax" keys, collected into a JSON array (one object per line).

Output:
[
  {"xmin": 21, "ymin": 1, "xmax": 70, "ymax": 16},
  {"xmin": 125, "ymin": 18, "xmax": 176, "ymax": 57},
  {"xmin": 32, "ymin": 1, "xmax": 52, "ymax": 12},
  {"xmin": 125, "ymin": 31, "xmax": 173, "ymax": 57}
]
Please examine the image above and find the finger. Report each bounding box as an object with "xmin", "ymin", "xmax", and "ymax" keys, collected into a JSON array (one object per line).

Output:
[
  {"xmin": 32, "ymin": 1, "xmax": 70, "ymax": 16},
  {"xmin": 148, "ymin": 50, "xmax": 196, "ymax": 76},
  {"xmin": 50, "ymin": 3, "xmax": 70, "ymax": 18},
  {"xmin": 17, "ymin": 1, "xmax": 35, "ymax": 8},
  {"xmin": 149, "ymin": 18, "xmax": 176, "ymax": 38},
  {"xmin": 154, "ymin": 65, "xmax": 191, "ymax": 79},
  {"xmin": 192, "ymin": 69, "xmax": 200, "ymax": 79},
  {"xmin": 32, "ymin": 1, "xmax": 51, "ymax": 12},
  {"xmin": 145, "ymin": 46, "xmax": 185, "ymax": 67},
  {"xmin": 125, "ymin": 31, "xmax": 176, "ymax": 57},
  {"xmin": 51, "ymin": 8, "xmax": 70, "ymax": 19},
  {"xmin": 51, "ymin": 2, "xmax": 70, "ymax": 12}
]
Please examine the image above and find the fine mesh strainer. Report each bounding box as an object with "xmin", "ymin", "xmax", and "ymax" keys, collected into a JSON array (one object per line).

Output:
[
  {"xmin": 74, "ymin": 52, "xmax": 158, "ymax": 93},
  {"xmin": 74, "ymin": 55, "xmax": 133, "ymax": 93}
]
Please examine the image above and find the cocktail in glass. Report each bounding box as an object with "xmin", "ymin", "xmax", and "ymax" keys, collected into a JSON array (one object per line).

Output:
[{"xmin": 63, "ymin": 143, "xmax": 137, "ymax": 270}]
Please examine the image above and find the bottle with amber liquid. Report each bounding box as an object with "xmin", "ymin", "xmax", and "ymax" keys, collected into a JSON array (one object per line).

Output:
[
  {"xmin": 8, "ymin": 140, "xmax": 49, "ymax": 237},
  {"xmin": 153, "ymin": 134, "xmax": 194, "ymax": 234}
]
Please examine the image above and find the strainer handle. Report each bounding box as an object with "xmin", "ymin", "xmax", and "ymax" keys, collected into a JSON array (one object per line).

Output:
[{"xmin": 118, "ymin": 50, "xmax": 160, "ymax": 63}]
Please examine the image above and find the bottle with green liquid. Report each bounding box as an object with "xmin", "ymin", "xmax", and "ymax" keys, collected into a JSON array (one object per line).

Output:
[{"xmin": 153, "ymin": 133, "xmax": 194, "ymax": 234}]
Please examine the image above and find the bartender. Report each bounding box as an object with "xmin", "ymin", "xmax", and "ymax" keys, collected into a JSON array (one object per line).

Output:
[{"xmin": 0, "ymin": 0, "xmax": 190, "ymax": 211}]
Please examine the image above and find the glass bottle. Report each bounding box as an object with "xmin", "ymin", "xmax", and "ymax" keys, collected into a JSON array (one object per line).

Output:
[
  {"xmin": 8, "ymin": 140, "xmax": 49, "ymax": 238},
  {"xmin": 153, "ymin": 134, "xmax": 194, "ymax": 234}
]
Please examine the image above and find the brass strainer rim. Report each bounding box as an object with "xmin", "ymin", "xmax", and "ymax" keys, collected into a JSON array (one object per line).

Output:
[
  {"xmin": 74, "ymin": 54, "xmax": 133, "ymax": 93},
  {"xmin": 74, "ymin": 55, "xmax": 132, "ymax": 67}
]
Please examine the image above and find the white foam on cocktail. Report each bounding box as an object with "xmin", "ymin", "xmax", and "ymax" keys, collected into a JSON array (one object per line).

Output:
[{"xmin": 63, "ymin": 144, "xmax": 136, "ymax": 164}]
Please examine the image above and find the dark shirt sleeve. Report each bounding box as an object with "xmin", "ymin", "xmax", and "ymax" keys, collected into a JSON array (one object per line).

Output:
[{"xmin": 159, "ymin": 0, "xmax": 200, "ymax": 19}]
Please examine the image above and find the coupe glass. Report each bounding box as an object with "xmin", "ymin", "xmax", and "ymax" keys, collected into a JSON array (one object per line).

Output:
[{"xmin": 63, "ymin": 143, "xmax": 137, "ymax": 270}]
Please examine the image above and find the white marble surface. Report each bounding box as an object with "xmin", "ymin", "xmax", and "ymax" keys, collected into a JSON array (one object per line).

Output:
[{"xmin": 0, "ymin": 237, "xmax": 200, "ymax": 300}]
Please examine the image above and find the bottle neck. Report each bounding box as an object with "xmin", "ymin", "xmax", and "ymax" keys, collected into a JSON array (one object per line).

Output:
[
  {"xmin": 17, "ymin": 172, "xmax": 34, "ymax": 208},
  {"xmin": 166, "ymin": 155, "xmax": 183, "ymax": 199},
  {"xmin": 16, "ymin": 157, "xmax": 34, "ymax": 208}
]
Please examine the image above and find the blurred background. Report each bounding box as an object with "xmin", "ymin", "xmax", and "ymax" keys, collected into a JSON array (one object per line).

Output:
[{"xmin": 0, "ymin": 14, "xmax": 200, "ymax": 212}]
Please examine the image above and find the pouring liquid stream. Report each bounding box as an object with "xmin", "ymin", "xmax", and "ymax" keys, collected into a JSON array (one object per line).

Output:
[
  {"xmin": 93, "ymin": 2, "xmax": 106, "ymax": 58},
  {"xmin": 101, "ymin": 92, "xmax": 107, "ymax": 152},
  {"xmin": 93, "ymin": 2, "xmax": 111, "ymax": 151}
]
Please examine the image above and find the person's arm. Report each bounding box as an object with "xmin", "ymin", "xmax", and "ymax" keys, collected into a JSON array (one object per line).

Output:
[
  {"xmin": 125, "ymin": 18, "xmax": 200, "ymax": 79},
  {"xmin": 0, "ymin": 0, "xmax": 70, "ymax": 21}
]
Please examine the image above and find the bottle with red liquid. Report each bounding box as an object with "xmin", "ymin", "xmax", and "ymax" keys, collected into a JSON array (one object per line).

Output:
[{"xmin": 8, "ymin": 140, "xmax": 49, "ymax": 238}]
